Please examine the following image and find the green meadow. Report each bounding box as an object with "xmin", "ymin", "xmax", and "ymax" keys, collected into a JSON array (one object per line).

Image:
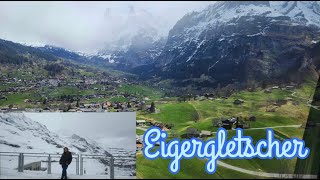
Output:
[{"xmin": 136, "ymin": 81, "xmax": 318, "ymax": 178}]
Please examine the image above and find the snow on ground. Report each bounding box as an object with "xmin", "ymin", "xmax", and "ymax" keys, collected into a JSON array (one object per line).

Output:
[
  {"xmin": 0, "ymin": 113, "xmax": 136, "ymax": 178},
  {"xmin": 0, "ymin": 153, "xmax": 107, "ymax": 177},
  {"xmin": 0, "ymin": 168, "xmax": 135, "ymax": 179}
]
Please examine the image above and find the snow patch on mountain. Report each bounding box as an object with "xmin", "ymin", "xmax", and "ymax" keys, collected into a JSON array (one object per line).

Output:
[
  {"xmin": 157, "ymin": 1, "xmax": 320, "ymax": 66},
  {"xmin": 186, "ymin": 39, "xmax": 206, "ymax": 62},
  {"xmin": 0, "ymin": 113, "xmax": 104, "ymax": 154},
  {"xmin": 270, "ymin": 1, "xmax": 320, "ymax": 26}
]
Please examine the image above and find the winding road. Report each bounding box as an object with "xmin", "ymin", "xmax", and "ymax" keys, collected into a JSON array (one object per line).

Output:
[
  {"xmin": 217, "ymin": 160, "xmax": 317, "ymax": 179},
  {"xmin": 287, "ymin": 90, "xmax": 319, "ymax": 111}
]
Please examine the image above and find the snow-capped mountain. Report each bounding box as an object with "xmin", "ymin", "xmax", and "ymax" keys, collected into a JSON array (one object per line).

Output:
[
  {"xmin": 158, "ymin": 1, "xmax": 320, "ymax": 66},
  {"xmin": 0, "ymin": 113, "xmax": 105, "ymax": 154},
  {"xmin": 97, "ymin": 6, "xmax": 167, "ymax": 70},
  {"xmin": 101, "ymin": 6, "xmax": 165, "ymax": 51},
  {"xmin": 132, "ymin": 1, "xmax": 320, "ymax": 88},
  {"xmin": 35, "ymin": 45, "xmax": 117, "ymax": 68}
]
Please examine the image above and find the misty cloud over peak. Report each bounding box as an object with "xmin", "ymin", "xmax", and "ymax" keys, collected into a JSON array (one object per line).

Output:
[{"xmin": 0, "ymin": 1, "xmax": 214, "ymax": 53}]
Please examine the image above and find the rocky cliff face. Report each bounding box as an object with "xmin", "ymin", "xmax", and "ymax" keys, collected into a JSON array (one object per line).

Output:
[{"xmin": 131, "ymin": 1, "xmax": 320, "ymax": 88}]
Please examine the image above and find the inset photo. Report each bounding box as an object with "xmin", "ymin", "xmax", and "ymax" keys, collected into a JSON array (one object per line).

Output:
[{"xmin": 0, "ymin": 112, "xmax": 136, "ymax": 179}]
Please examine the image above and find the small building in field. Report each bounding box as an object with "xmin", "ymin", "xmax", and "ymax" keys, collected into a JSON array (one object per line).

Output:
[
  {"xmin": 200, "ymin": 130, "xmax": 212, "ymax": 137},
  {"xmin": 136, "ymin": 140, "xmax": 144, "ymax": 152},
  {"xmin": 136, "ymin": 120, "xmax": 146, "ymax": 126},
  {"xmin": 213, "ymin": 120, "xmax": 222, "ymax": 127},
  {"xmin": 181, "ymin": 128, "xmax": 200, "ymax": 139},
  {"xmin": 233, "ymin": 99, "xmax": 244, "ymax": 105},
  {"xmin": 285, "ymin": 85, "xmax": 295, "ymax": 90},
  {"xmin": 0, "ymin": 96, "xmax": 7, "ymax": 100},
  {"xmin": 264, "ymin": 89, "xmax": 272, "ymax": 93},
  {"xmin": 236, "ymin": 122, "xmax": 250, "ymax": 129},
  {"xmin": 248, "ymin": 115, "xmax": 256, "ymax": 121}
]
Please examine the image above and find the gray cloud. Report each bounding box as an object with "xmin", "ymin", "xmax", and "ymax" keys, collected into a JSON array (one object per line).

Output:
[
  {"xmin": 0, "ymin": 1, "xmax": 215, "ymax": 53},
  {"xmin": 23, "ymin": 112, "xmax": 136, "ymax": 146}
]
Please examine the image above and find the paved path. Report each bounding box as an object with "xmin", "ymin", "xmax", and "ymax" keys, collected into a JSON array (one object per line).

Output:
[
  {"xmin": 188, "ymin": 102, "xmax": 202, "ymax": 121},
  {"xmin": 241, "ymin": 124, "xmax": 301, "ymax": 130},
  {"xmin": 217, "ymin": 160, "xmax": 317, "ymax": 179},
  {"xmin": 288, "ymin": 90, "xmax": 319, "ymax": 110}
]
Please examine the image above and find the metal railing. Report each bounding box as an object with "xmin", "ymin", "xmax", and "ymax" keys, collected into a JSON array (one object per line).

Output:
[
  {"xmin": 80, "ymin": 154, "xmax": 115, "ymax": 179},
  {"xmin": 0, "ymin": 152, "xmax": 115, "ymax": 179}
]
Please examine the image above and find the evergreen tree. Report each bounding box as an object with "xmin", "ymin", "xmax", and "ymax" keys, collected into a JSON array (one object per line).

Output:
[
  {"xmin": 76, "ymin": 99, "xmax": 80, "ymax": 107},
  {"xmin": 150, "ymin": 102, "xmax": 156, "ymax": 113},
  {"xmin": 43, "ymin": 98, "xmax": 47, "ymax": 105},
  {"xmin": 127, "ymin": 102, "xmax": 132, "ymax": 108}
]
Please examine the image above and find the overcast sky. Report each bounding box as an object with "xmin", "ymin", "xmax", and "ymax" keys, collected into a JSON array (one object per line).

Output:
[
  {"xmin": 0, "ymin": 1, "xmax": 215, "ymax": 53},
  {"xmin": 23, "ymin": 112, "xmax": 136, "ymax": 150}
]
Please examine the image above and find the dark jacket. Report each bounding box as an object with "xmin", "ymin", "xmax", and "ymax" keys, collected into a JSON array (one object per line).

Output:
[{"xmin": 59, "ymin": 152, "xmax": 72, "ymax": 165}]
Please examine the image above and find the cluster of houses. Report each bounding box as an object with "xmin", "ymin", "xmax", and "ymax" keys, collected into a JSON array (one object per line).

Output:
[
  {"xmin": 0, "ymin": 98, "xmax": 154, "ymax": 113},
  {"xmin": 0, "ymin": 70, "xmax": 154, "ymax": 111},
  {"xmin": 135, "ymin": 115, "xmax": 255, "ymax": 151},
  {"xmin": 0, "ymin": 76, "xmax": 122, "ymax": 93},
  {"xmin": 179, "ymin": 116, "xmax": 256, "ymax": 139},
  {"xmin": 180, "ymin": 128, "xmax": 213, "ymax": 139},
  {"xmin": 136, "ymin": 120, "xmax": 170, "ymax": 130},
  {"xmin": 213, "ymin": 116, "xmax": 255, "ymax": 129}
]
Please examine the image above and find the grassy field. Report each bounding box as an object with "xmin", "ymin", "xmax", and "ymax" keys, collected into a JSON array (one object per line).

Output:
[
  {"xmin": 139, "ymin": 102, "xmax": 199, "ymax": 132},
  {"xmin": 0, "ymin": 92, "xmax": 41, "ymax": 107},
  {"xmin": 109, "ymin": 96, "xmax": 129, "ymax": 102},
  {"xmin": 118, "ymin": 84, "xmax": 164, "ymax": 101},
  {"xmin": 0, "ymin": 83, "xmax": 19, "ymax": 90},
  {"xmin": 136, "ymin": 153, "xmax": 263, "ymax": 179},
  {"xmin": 136, "ymin": 129, "xmax": 145, "ymax": 136},
  {"xmin": 295, "ymin": 78, "xmax": 318, "ymax": 100},
  {"xmin": 136, "ymin": 81, "xmax": 318, "ymax": 178}
]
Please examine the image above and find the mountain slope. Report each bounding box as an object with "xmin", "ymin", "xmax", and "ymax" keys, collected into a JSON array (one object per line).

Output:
[
  {"xmin": 0, "ymin": 113, "xmax": 105, "ymax": 154},
  {"xmin": 131, "ymin": 1, "xmax": 320, "ymax": 88},
  {"xmin": 0, "ymin": 39, "xmax": 57, "ymax": 65}
]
